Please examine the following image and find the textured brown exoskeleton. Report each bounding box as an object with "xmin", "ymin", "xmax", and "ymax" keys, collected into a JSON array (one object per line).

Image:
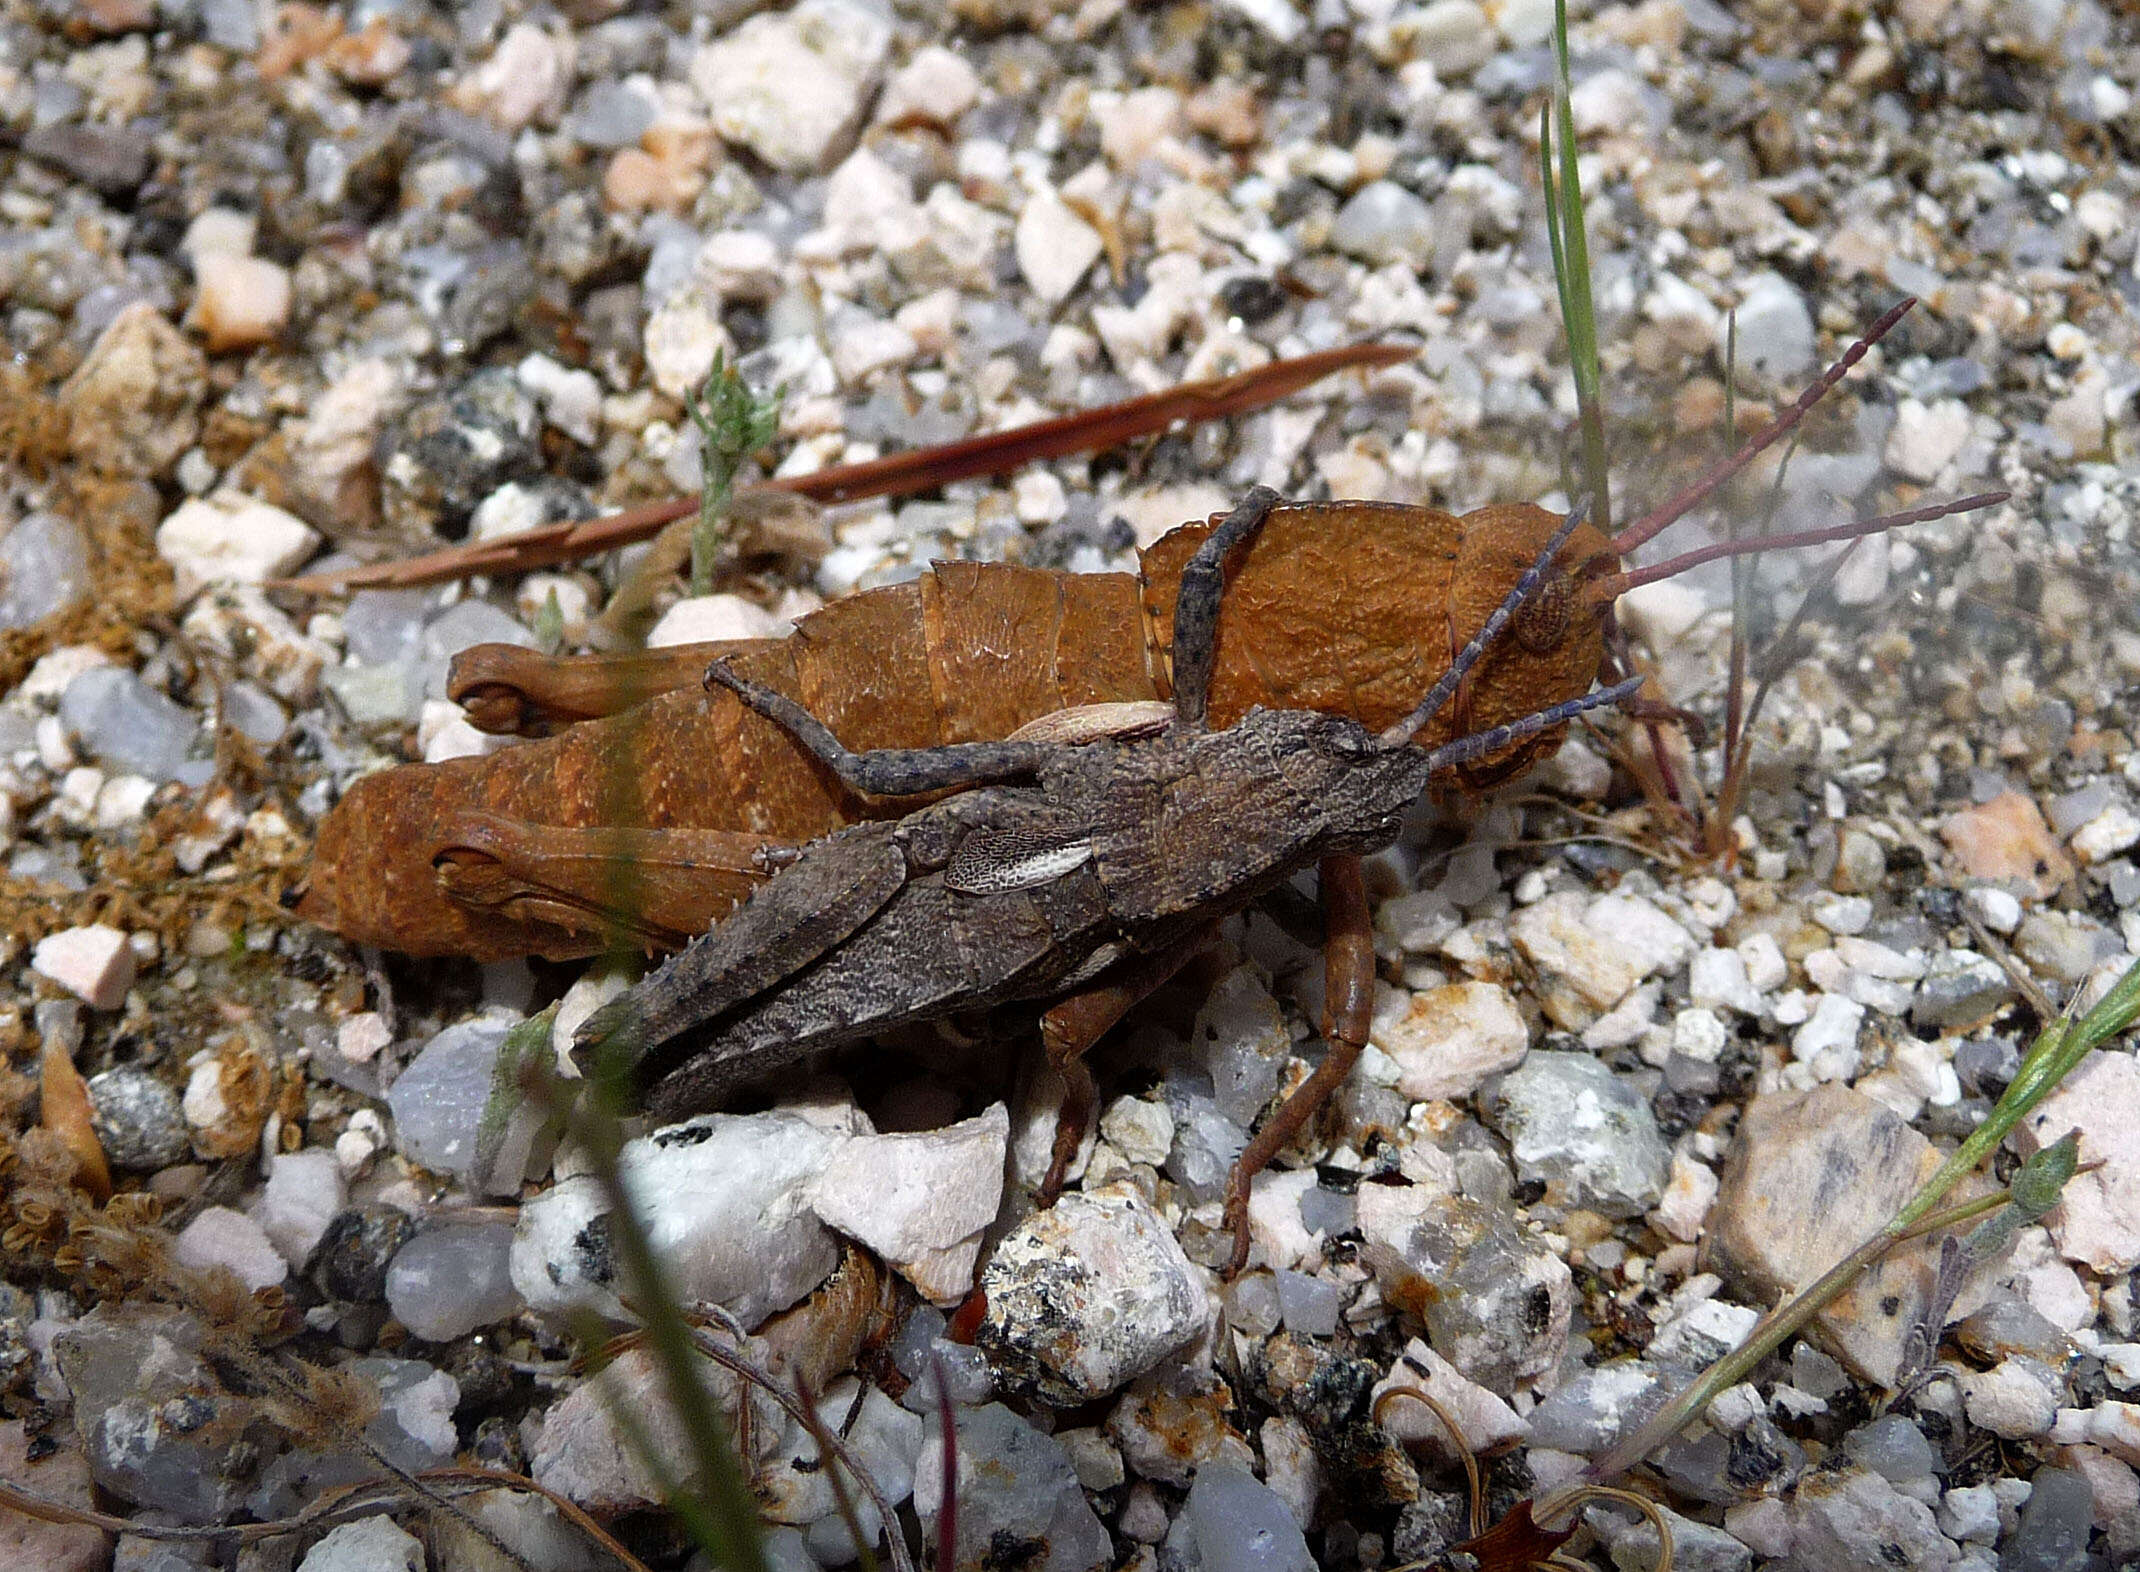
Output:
[
  {"xmin": 575, "ymin": 487, "xmax": 1642, "ymax": 1274},
  {"xmin": 298, "ymin": 301, "xmax": 2002, "ymax": 965}
]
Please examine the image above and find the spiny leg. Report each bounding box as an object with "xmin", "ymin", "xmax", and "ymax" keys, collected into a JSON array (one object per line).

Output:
[
  {"xmin": 1222, "ymin": 854, "xmax": 1374, "ymax": 1278},
  {"xmin": 706, "ymin": 659, "xmax": 1053, "ymax": 796},
  {"xmin": 1171, "ymin": 485, "xmax": 1283, "ymax": 728},
  {"xmin": 1036, "ymin": 930, "xmax": 1216, "ymax": 1204},
  {"xmin": 1382, "ymin": 497, "xmax": 1592, "ymax": 746}
]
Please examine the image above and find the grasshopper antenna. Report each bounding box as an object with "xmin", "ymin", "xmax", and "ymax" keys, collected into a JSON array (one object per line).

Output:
[
  {"xmin": 1609, "ymin": 296, "xmax": 1918, "ymax": 555},
  {"xmin": 1585, "ymin": 489, "xmax": 2008, "ymax": 602},
  {"xmin": 1380, "ymin": 497, "xmax": 1592, "ymax": 747}
]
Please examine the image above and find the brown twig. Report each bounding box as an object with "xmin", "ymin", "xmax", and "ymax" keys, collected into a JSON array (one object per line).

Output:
[{"xmin": 278, "ymin": 342, "xmax": 1415, "ymax": 594}]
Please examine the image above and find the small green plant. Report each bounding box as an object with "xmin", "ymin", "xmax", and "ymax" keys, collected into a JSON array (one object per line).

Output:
[
  {"xmin": 1540, "ymin": 0, "xmax": 1609, "ymax": 536},
  {"xmin": 685, "ymin": 352, "xmax": 782, "ymax": 596}
]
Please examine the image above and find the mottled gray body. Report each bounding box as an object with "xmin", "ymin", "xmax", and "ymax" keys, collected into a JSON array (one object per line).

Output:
[{"xmin": 594, "ymin": 705, "xmax": 1430, "ymax": 1120}]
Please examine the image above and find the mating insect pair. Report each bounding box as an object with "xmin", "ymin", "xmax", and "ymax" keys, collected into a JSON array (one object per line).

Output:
[{"xmin": 576, "ymin": 485, "xmax": 1640, "ymax": 1274}]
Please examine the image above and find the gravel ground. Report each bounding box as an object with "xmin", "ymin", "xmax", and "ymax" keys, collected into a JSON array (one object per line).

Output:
[{"xmin": 3, "ymin": 0, "xmax": 2140, "ymax": 1569}]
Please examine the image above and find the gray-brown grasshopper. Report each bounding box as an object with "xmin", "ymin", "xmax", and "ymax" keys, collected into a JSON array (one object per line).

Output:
[{"xmin": 576, "ymin": 487, "xmax": 1637, "ymax": 1272}]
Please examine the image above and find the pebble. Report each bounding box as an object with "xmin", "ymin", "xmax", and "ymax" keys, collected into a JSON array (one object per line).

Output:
[
  {"xmin": 32, "ymin": 923, "xmax": 136, "ymax": 1009},
  {"xmin": 250, "ymin": 1150, "xmax": 346, "ymax": 1267},
  {"xmin": 1525, "ymin": 1361, "xmax": 1668, "ymax": 1455},
  {"xmin": 1709, "ymin": 1084, "xmax": 1998, "ymax": 1385},
  {"xmin": 912, "ymin": 1402, "xmax": 1111, "ymax": 1571},
  {"xmin": 187, "ymin": 253, "xmax": 291, "ymax": 355},
  {"xmin": 1789, "ymin": 991, "xmax": 1865, "ymax": 1078},
  {"xmin": 1015, "ymin": 192, "xmax": 1104, "ymax": 306},
  {"xmin": 1487, "ymin": 1051, "xmax": 1672, "ymax": 1217},
  {"xmin": 531, "ymin": 1342, "xmax": 777, "ymax": 1514},
  {"xmin": 1508, "ymin": 891, "xmax": 1694, "ymax": 1030},
  {"xmin": 1357, "ymin": 1183, "xmax": 1572, "ymax": 1390},
  {"xmin": 1939, "ymin": 1482, "xmax": 2001, "ymax": 1544},
  {"xmin": 977, "ymin": 1183, "xmax": 1205, "ymax": 1404},
  {"xmin": 56, "ymin": 1304, "xmax": 261, "ymax": 1522},
  {"xmin": 1940, "ymin": 791, "xmax": 2073, "ymax": 898},
  {"xmin": 2072, "ymin": 802, "xmax": 2140, "ymax": 863},
  {"xmin": 1653, "ymin": 1149, "xmax": 1719, "ymax": 1243},
  {"xmin": 296, "ymin": 1516, "xmax": 424, "ymax": 1572},
  {"xmin": 59, "ymin": 665, "xmax": 204, "ymax": 783},
  {"xmin": 1274, "ymin": 1269, "xmax": 1341, "ymax": 1338},
  {"xmin": 385, "ymin": 1223, "xmax": 522, "ymax": 1342},
  {"xmin": 1688, "ymin": 946, "xmax": 1763, "ymax": 1016},
  {"xmin": 85, "ymin": 1066, "xmax": 190, "ymax": 1168},
  {"xmin": 453, "ymin": 22, "xmax": 572, "ymax": 133},
  {"xmin": 1181, "ymin": 1460, "xmax": 1314, "ymax": 1572},
  {"xmin": 1911, "ymin": 950, "xmax": 2015, "ymax": 1033},
  {"xmin": 1330, "ymin": 181, "xmax": 1436, "ymax": 268},
  {"xmin": 1369, "ymin": 1338, "xmax": 1526, "ymax": 1463},
  {"xmin": 1729, "ymin": 273, "xmax": 1815, "ymax": 381},
  {"xmin": 1099, "ymin": 1093, "xmax": 1173, "ymax": 1167},
  {"xmin": 512, "ymin": 1108, "xmax": 847, "ymax": 1330},
  {"xmin": 0, "ymin": 512, "xmax": 89, "ymax": 630},
  {"xmin": 0, "ymin": 1419, "xmax": 107, "ymax": 1572},
  {"xmin": 1885, "ymin": 397, "xmax": 1972, "ymax": 484},
  {"xmin": 173, "ymin": 1206, "xmax": 286, "ymax": 1291},
  {"xmin": 1786, "ymin": 1466, "xmax": 1954, "ymax": 1571},
  {"xmin": 311, "ymin": 1204, "xmax": 420, "ymax": 1304},
  {"xmin": 2016, "ymin": 1049, "xmax": 2140, "ymax": 1272},
  {"xmin": 2001, "ymin": 1466, "xmax": 2094, "ymax": 1572},
  {"xmin": 384, "ymin": 1013, "xmax": 522, "ymax": 1183},
  {"xmin": 688, "ymin": 0, "xmax": 892, "ymax": 174},
  {"xmin": 57, "ymin": 302, "xmax": 206, "ymax": 479},
  {"xmin": 805, "ymin": 1103, "xmax": 1007, "ymax": 1304},
  {"xmin": 1193, "ymin": 965, "xmax": 1291, "ymax": 1129},
  {"xmin": 1374, "ymin": 980, "xmax": 1529, "ymax": 1100},
  {"xmin": 156, "ymin": 493, "xmax": 319, "ymax": 598},
  {"xmin": 381, "ymin": 369, "xmax": 542, "ymax": 535},
  {"xmin": 876, "ymin": 45, "xmax": 981, "ymax": 131},
  {"xmin": 761, "ymin": 1376, "xmax": 921, "ymax": 1549}
]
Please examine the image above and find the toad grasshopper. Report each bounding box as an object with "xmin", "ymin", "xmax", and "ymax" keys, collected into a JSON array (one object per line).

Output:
[{"xmin": 576, "ymin": 485, "xmax": 1641, "ymax": 1274}]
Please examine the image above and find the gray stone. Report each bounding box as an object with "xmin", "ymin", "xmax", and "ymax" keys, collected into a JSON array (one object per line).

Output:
[
  {"xmin": 310, "ymin": 1204, "xmax": 420, "ymax": 1304},
  {"xmin": 0, "ymin": 512, "xmax": 89, "ymax": 630},
  {"xmin": 385, "ymin": 1014, "xmax": 519, "ymax": 1181},
  {"xmin": 87, "ymin": 1067, "xmax": 191, "ymax": 1170},
  {"xmin": 380, "ymin": 369, "xmax": 541, "ymax": 534},
  {"xmin": 1182, "ymin": 1461, "xmax": 1313, "ymax": 1571},
  {"xmin": 910, "ymin": 1403, "xmax": 1109, "ymax": 1572},
  {"xmin": 60, "ymin": 667, "xmax": 202, "ymax": 782},
  {"xmin": 1194, "ymin": 965, "xmax": 1290, "ymax": 1129},
  {"xmin": 2000, "ymin": 1466, "xmax": 2093, "ymax": 1572},
  {"xmin": 1731, "ymin": 272, "xmax": 1815, "ymax": 381},
  {"xmin": 567, "ymin": 79, "xmax": 659, "ymax": 150},
  {"xmin": 341, "ymin": 589, "xmax": 432, "ymax": 667},
  {"xmin": 1786, "ymin": 1465, "xmax": 1957, "ymax": 1570},
  {"xmin": 1358, "ymin": 1186, "xmax": 1572, "ymax": 1391},
  {"xmin": 56, "ymin": 1304, "xmax": 272, "ymax": 1524},
  {"xmin": 1525, "ymin": 1361, "xmax": 1669, "ymax": 1455},
  {"xmin": 1487, "ymin": 1051, "xmax": 1672, "ymax": 1217},
  {"xmin": 1331, "ymin": 181, "xmax": 1436, "ymax": 268},
  {"xmin": 23, "ymin": 122, "xmax": 151, "ymax": 194},
  {"xmin": 1912, "ymin": 951, "xmax": 2015, "ymax": 1032},
  {"xmin": 385, "ymin": 1223, "xmax": 522, "ymax": 1342},
  {"xmin": 1845, "ymin": 1415, "xmax": 1940, "ymax": 1484}
]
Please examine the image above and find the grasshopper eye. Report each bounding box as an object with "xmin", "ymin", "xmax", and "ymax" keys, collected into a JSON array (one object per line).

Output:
[{"xmin": 1512, "ymin": 570, "xmax": 1575, "ymax": 654}]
